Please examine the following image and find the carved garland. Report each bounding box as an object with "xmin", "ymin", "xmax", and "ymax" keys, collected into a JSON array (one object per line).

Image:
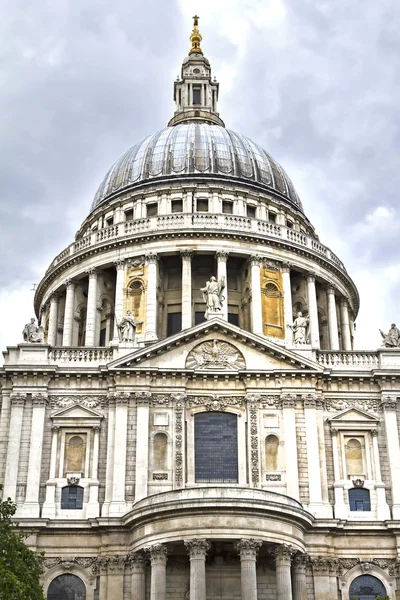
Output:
[
  {"xmin": 247, "ymin": 395, "xmax": 260, "ymax": 488},
  {"xmin": 174, "ymin": 395, "xmax": 185, "ymax": 488}
]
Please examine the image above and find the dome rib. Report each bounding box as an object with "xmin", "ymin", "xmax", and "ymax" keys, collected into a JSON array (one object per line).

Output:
[{"xmin": 90, "ymin": 124, "xmax": 303, "ymax": 213}]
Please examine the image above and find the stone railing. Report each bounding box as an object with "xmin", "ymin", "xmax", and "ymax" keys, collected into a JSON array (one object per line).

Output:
[
  {"xmin": 49, "ymin": 347, "xmax": 114, "ymax": 364},
  {"xmin": 317, "ymin": 351, "xmax": 379, "ymax": 370},
  {"xmin": 45, "ymin": 213, "xmax": 347, "ymax": 274}
]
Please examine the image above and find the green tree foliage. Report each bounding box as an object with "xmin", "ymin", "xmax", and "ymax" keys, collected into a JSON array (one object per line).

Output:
[{"xmin": 0, "ymin": 488, "xmax": 45, "ymax": 600}]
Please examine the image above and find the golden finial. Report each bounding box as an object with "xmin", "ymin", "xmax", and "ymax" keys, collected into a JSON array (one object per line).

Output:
[{"xmin": 189, "ymin": 14, "xmax": 203, "ymax": 55}]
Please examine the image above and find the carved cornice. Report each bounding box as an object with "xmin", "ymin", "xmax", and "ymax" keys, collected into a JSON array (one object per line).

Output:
[
  {"xmin": 235, "ymin": 539, "xmax": 262, "ymax": 559},
  {"xmin": 184, "ymin": 539, "xmax": 211, "ymax": 558}
]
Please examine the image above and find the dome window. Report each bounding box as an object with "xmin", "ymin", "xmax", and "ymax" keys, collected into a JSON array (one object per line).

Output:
[
  {"xmin": 147, "ymin": 203, "xmax": 158, "ymax": 217},
  {"xmin": 222, "ymin": 200, "xmax": 233, "ymax": 214},
  {"xmin": 124, "ymin": 209, "xmax": 134, "ymax": 221},
  {"xmin": 268, "ymin": 211, "xmax": 277, "ymax": 224},
  {"xmin": 193, "ymin": 85, "xmax": 201, "ymax": 105},
  {"xmin": 246, "ymin": 205, "xmax": 256, "ymax": 219},
  {"xmin": 171, "ymin": 199, "xmax": 183, "ymax": 213},
  {"xmin": 286, "ymin": 219, "xmax": 293, "ymax": 229},
  {"xmin": 197, "ymin": 198, "xmax": 208, "ymax": 212}
]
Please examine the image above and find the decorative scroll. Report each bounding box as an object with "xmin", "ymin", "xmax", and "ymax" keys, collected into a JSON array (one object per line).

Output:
[{"xmin": 185, "ymin": 340, "xmax": 245, "ymax": 371}]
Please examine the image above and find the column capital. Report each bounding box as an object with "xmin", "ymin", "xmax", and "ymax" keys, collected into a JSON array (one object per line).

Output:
[
  {"xmin": 180, "ymin": 249, "xmax": 193, "ymax": 261},
  {"xmin": 86, "ymin": 268, "xmax": 99, "ymax": 279},
  {"xmin": 382, "ymin": 396, "xmax": 398, "ymax": 411},
  {"xmin": 281, "ymin": 394, "xmax": 296, "ymax": 409},
  {"xmin": 184, "ymin": 538, "xmax": 210, "ymax": 559},
  {"xmin": 114, "ymin": 259, "xmax": 126, "ymax": 270},
  {"xmin": 235, "ymin": 539, "xmax": 262, "ymax": 559},
  {"xmin": 10, "ymin": 393, "xmax": 26, "ymax": 407},
  {"xmin": 216, "ymin": 250, "xmax": 229, "ymax": 262},
  {"xmin": 306, "ymin": 272, "xmax": 316, "ymax": 283},
  {"xmin": 249, "ymin": 254, "xmax": 262, "ymax": 267},
  {"xmin": 325, "ymin": 285, "xmax": 336, "ymax": 296},
  {"xmin": 51, "ymin": 425, "xmax": 60, "ymax": 432},
  {"xmin": 145, "ymin": 252, "xmax": 159, "ymax": 265},
  {"xmin": 64, "ymin": 279, "xmax": 75, "ymax": 290},
  {"xmin": 107, "ymin": 555, "xmax": 126, "ymax": 573},
  {"xmin": 280, "ymin": 261, "xmax": 292, "ymax": 274},
  {"xmin": 340, "ymin": 296, "xmax": 349, "ymax": 308},
  {"xmin": 271, "ymin": 544, "xmax": 296, "ymax": 564},
  {"xmin": 49, "ymin": 292, "xmax": 60, "ymax": 303},
  {"xmin": 126, "ymin": 551, "xmax": 146, "ymax": 571},
  {"xmin": 371, "ymin": 428, "xmax": 379, "ymax": 437},
  {"xmin": 146, "ymin": 543, "xmax": 168, "ymax": 565},
  {"xmin": 330, "ymin": 427, "xmax": 338, "ymax": 437},
  {"xmin": 292, "ymin": 552, "xmax": 309, "ymax": 570},
  {"xmin": 32, "ymin": 393, "xmax": 48, "ymax": 407}
]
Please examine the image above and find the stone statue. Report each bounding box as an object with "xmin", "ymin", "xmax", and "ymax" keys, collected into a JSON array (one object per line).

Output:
[
  {"xmin": 379, "ymin": 323, "xmax": 400, "ymax": 347},
  {"xmin": 289, "ymin": 311, "xmax": 310, "ymax": 345},
  {"xmin": 200, "ymin": 275, "xmax": 225, "ymax": 319},
  {"xmin": 22, "ymin": 318, "xmax": 44, "ymax": 343},
  {"xmin": 117, "ymin": 310, "xmax": 137, "ymax": 344}
]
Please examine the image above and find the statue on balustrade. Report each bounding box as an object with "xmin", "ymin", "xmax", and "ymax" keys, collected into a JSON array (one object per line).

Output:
[
  {"xmin": 117, "ymin": 310, "xmax": 137, "ymax": 344},
  {"xmin": 289, "ymin": 311, "xmax": 310, "ymax": 345},
  {"xmin": 379, "ymin": 323, "xmax": 400, "ymax": 347},
  {"xmin": 200, "ymin": 275, "xmax": 225, "ymax": 319},
  {"xmin": 22, "ymin": 318, "xmax": 45, "ymax": 343}
]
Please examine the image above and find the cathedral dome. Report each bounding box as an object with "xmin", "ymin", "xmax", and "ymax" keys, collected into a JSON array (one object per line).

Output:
[{"xmin": 91, "ymin": 123, "xmax": 303, "ymax": 212}]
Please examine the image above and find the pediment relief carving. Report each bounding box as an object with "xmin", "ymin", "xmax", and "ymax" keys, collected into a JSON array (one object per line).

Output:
[
  {"xmin": 50, "ymin": 395, "xmax": 102, "ymax": 409},
  {"xmin": 185, "ymin": 339, "xmax": 246, "ymax": 371}
]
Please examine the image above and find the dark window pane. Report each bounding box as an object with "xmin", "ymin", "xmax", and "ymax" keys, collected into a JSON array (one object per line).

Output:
[
  {"xmin": 61, "ymin": 486, "xmax": 84, "ymax": 510},
  {"xmin": 147, "ymin": 203, "xmax": 158, "ymax": 217},
  {"xmin": 195, "ymin": 311, "xmax": 206, "ymax": 325},
  {"xmin": 197, "ymin": 199, "xmax": 208, "ymax": 212},
  {"xmin": 99, "ymin": 328, "xmax": 106, "ymax": 347},
  {"xmin": 268, "ymin": 212, "xmax": 277, "ymax": 223},
  {"xmin": 194, "ymin": 412, "xmax": 238, "ymax": 483},
  {"xmin": 246, "ymin": 205, "xmax": 256, "ymax": 218},
  {"xmin": 47, "ymin": 574, "xmax": 86, "ymax": 600},
  {"xmin": 228, "ymin": 313, "xmax": 239, "ymax": 326},
  {"xmin": 222, "ymin": 201, "xmax": 233, "ymax": 214},
  {"xmin": 286, "ymin": 220, "xmax": 293, "ymax": 229},
  {"xmin": 193, "ymin": 87, "xmax": 201, "ymax": 105},
  {"xmin": 171, "ymin": 200, "xmax": 183, "ymax": 213},
  {"xmin": 349, "ymin": 574, "xmax": 386, "ymax": 599},
  {"xmin": 167, "ymin": 312, "xmax": 182, "ymax": 336},
  {"xmin": 349, "ymin": 488, "xmax": 371, "ymax": 511},
  {"xmin": 125, "ymin": 209, "xmax": 134, "ymax": 221}
]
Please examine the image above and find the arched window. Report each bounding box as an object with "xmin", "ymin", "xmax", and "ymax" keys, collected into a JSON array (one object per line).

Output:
[
  {"xmin": 349, "ymin": 574, "xmax": 386, "ymax": 599},
  {"xmin": 47, "ymin": 574, "xmax": 86, "ymax": 600},
  {"xmin": 345, "ymin": 438, "xmax": 363, "ymax": 476},
  {"xmin": 61, "ymin": 486, "xmax": 84, "ymax": 510},
  {"xmin": 348, "ymin": 488, "xmax": 371, "ymax": 512},
  {"xmin": 265, "ymin": 435, "xmax": 279, "ymax": 471},
  {"xmin": 194, "ymin": 412, "xmax": 238, "ymax": 483},
  {"xmin": 154, "ymin": 432, "xmax": 168, "ymax": 471}
]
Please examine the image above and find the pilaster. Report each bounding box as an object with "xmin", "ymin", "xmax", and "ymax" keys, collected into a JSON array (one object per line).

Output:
[
  {"xmin": 250, "ymin": 255, "xmax": 263, "ymax": 336},
  {"xmin": 109, "ymin": 393, "xmax": 129, "ymax": 516},
  {"xmin": 113, "ymin": 260, "xmax": 126, "ymax": 342},
  {"xmin": 281, "ymin": 262, "xmax": 293, "ymax": 346},
  {"xmin": 382, "ymin": 396, "xmax": 400, "ymax": 518},
  {"xmin": 281, "ymin": 395, "xmax": 300, "ymax": 501},
  {"xmin": 135, "ymin": 393, "xmax": 150, "ymax": 502},
  {"xmin": 3, "ymin": 394, "xmax": 25, "ymax": 501}
]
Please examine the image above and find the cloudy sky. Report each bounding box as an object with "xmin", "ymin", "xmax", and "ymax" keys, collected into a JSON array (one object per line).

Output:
[{"xmin": 1, "ymin": 0, "xmax": 399, "ymax": 352}]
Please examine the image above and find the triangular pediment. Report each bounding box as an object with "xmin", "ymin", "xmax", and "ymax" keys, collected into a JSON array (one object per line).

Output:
[
  {"xmin": 107, "ymin": 319, "xmax": 323, "ymax": 373},
  {"xmin": 328, "ymin": 407, "xmax": 379, "ymax": 423},
  {"xmin": 51, "ymin": 404, "xmax": 103, "ymax": 419}
]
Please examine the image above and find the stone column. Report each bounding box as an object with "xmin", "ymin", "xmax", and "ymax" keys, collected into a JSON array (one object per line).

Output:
[
  {"xmin": 113, "ymin": 260, "xmax": 126, "ymax": 341},
  {"xmin": 135, "ymin": 394, "xmax": 150, "ymax": 502},
  {"xmin": 326, "ymin": 286, "xmax": 339, "ymax": 350},
  {"xmin": 109, "ymin": 394, "xmax": 129, "ymax": 516},
  {"xmin": 21, "ymin": 394, "xmax": 47, "ymax": 517},
  {"xmin": 3, "ymin": 394, "xmax": 25, "ymax": 501},
  {"xmin": 62, "ymin": 280, "xmax": 75, "ymax": 346},
  {"xmin": 371, "ymin": 429, "xmax": 390, "ymax": 520},
  {"xmin": 145, "ymin": 253, "xmax": 159, "ymax": 341},
  {"xmin": 47, "ymin": 293, "xmax": 59, "ymax": 346},
  {"xmin": 235, "ymin": 539, "xmax": 262, "ymax": 600},
  {"xmin": 292, "ymin": 553, "xmax": 308, "ymax": 600},
  {"xmin": 87, "ymin": 425, "xmax": 101, "ymax": 518},
  {"xmin": 107, "ymin": 556, "xmax": 125, "ymax": 600},
  {"xmin": 216, "ymin": 251, "xmax": 229, "ymax": 321},
  {"xmin": 250, "ymin": 255, "xmax": 263, "ymax": 335},
  {"xmin": 42, "ymin": 425, "xmax": 59, "ymax": 518},
  {"xmin": 274, "ymin": 545, "xmax": 294, "ymax": 600},
  {"xmin": 130, "ymin": 553, "xmax": 146, "ymax": 600},
  {"xmin": 282, "ymin": 395, "xmax": 300, "ymax": 501},
  {"xmin": 303, "ymin": 395, "xmax": 324, "ymax": 516},
  {"xmin": 185, "ymin": 539, "xmax": 210, "ymax": 600},
  {"xmin": 382, "ymin": 397, "xmax": 400, "ymax": 518},
  {"xmin": 148, "ymin": 544, "xmax": 168, "ymax": 600},
  {"xmin": 331, "ymin": 429, "xmax": 347, "ymax": 520},
  {"xmin": 340, "ymin": 298, "xmax": 352, "ymax": 351},
  {"xmin": 281, "ymin": 263, "xmax": 293, "ymax": 345},
  {"xmin": 85, "ymin": 268, "xmax": 99, "ymax": 346},
  {"xmin": 102, "ymin": 395, "xmax": 115, "ymax": 517},
  {"xmin": 181, "ymin": 250, "xmax": 193, "ymax": 330},
  {"xmin": 306, "ymin": 273, "xmax": 320, "ymax": 348}
]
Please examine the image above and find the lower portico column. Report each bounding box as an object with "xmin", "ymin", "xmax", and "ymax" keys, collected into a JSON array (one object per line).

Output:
[
  {"xmin": 250, "ymin": 255, "xmax": 263, "ymax": 335},
  {"xmin": 306, "ymin": 273, "xmax": 320, "ymax": 348},
  {"xmin": 147, "ymin": 544, "xmax": 168, "ymax": 600},
  {"xmin": 235, "ymin": 539, "xmax": 262, "ymax": 600},
  {"xmin": 216, "ymin": 251, "xmax": 229, "ymax": 321},
  {"xmin": 184, "ymin": 539, "xmax": 210, "ymax": 600},
  {"xmin": 129, "ymin": 553, "xmax": 146, "ymax": 600},
  {"xmin": 274, "ymin": 545, "xmax": 294, "ymax": 600},
  {"xmin": 292, "ymin": 553, "xmax": 308, "ymax": 600}
]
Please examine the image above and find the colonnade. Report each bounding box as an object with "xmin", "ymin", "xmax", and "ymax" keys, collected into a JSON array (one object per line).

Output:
[
  {"xmin": 126, "ymin": 540, "xmax": 307, "ymax": 600},
  {"xmin": 42, "ymin": 252, "xmax": 353, "ymax": 350}
]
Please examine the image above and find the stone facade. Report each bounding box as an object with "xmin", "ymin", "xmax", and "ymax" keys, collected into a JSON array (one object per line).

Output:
[{"xmin": 1, "ymin": 18, "xmax": 400, "ymax": 600}]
